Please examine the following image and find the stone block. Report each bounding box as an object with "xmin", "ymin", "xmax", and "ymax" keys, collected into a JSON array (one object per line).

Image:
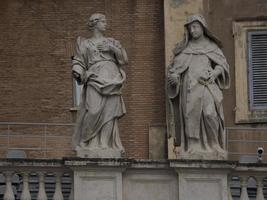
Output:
[
  {"xmin": 123, "ymin": 170, "xmax": 178, "ymax": 200},
  {"xmin": 149, "ymin": 125, "xmax": 167, "ymax": 159},
  {"xmin": 75, "ymin": 146, "xmax": 122, "ymax": 158},
  {"xmin": 178, "ymin": 170, "xmax": 228, "ymax": 200},
  {"xmin": 74, "ymin": 169, "xmax": 123, "ymax": 200}
]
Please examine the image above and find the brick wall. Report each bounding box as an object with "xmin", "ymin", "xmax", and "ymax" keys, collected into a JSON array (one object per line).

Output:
[
  {"xmin": 204, "ymin": 0, "xmax": 267, "ymax": 160},
  {"xmin": 0, "ymin": 0, "xmax": 165, "ymax": 158}
]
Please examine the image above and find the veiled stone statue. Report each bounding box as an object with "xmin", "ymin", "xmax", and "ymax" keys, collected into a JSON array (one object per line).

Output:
[
  {"xmin": 72, "ymin": 13, "xmax": 128, "ymax": 158},
  {"xmin": 167, "ymin": 14, "xmax": 230, "ymax": 160}
]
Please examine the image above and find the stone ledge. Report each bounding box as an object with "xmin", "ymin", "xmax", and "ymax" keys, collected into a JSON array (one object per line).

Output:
[
  {"xmin": 63, "ymin": 157, "xmax": 132, "ymax": 168},
  {"xmin": 0, "ymin": 158, "xmax": 69, "ymax": 172},
  {"xmin": 169, "ymin": 159, "xmax": 237, "ymax": 170},
  {"xmin": 63, "ymin": 157, "xmax": 171, "ymax": 169},
  {"xmin": 0, "ymin": 158, "xmax": 63, "ymax": 167},
  {"xmin": 0, "ymin": 158, "xmax": 267, "ymax": 172}
]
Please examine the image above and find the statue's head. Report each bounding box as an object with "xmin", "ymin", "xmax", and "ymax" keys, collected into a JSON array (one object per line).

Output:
[
  {"xmin": 185, "ymin": 14, "xmax": 222, "ymax": 47},
  {"xmin": 187, "ymin": 21, "xmax": 204, "ymax": 40},
  {"xmin": 173, "ymin": 14, "xmax": 222, "ymax": 56},
  {"xmin": 88, "ymin": 13, "xmax": 106, "ymax": 32},
  {"xmin": 185, "ymin": 14, "xmax": 208, "ymax": 29},
  {"xmin": 184, "ymin": 14, "xmax": 207, "ymax": 41}
]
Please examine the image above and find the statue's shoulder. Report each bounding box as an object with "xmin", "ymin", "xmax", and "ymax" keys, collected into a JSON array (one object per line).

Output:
[
  {"xmin": 76, "ymin": 36, "xmax": 90, "ymax": 46},
  {"xmin": 76, "ymin": 37, "xmax": 95, "ymax": 51},
  {"xmin": 206, "ymin": 39, "xmax": 226, "ymax": 57},
  {"xmin": 76, "ymin": 36, "xmax": 87, "ymax": 43},
  {"xmin": 106, "ymin": 37, "xmax": 122, "ymax": 47},
  {"xmin": 207, "ymin": 39, "xmax": 219, "ymax": 49},
  {"xmin": 204, "ymin": 38, "xmax": 224, "ymax": 53}
]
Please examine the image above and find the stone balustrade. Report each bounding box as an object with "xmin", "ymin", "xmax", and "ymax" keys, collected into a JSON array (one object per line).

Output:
[
  {"xmin": 0, "ymin": 159, "xmax": 73, "ymax": 200},
  {"xmin": 0, "ymin": 158, "xmax": 266, "ymax": 200},
  {"xmin": 230, "ymin": 163, "xmax": 267, "ymax": 200}
]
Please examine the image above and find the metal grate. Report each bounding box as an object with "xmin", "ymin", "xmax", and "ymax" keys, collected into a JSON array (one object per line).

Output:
[{"xmin": 248, "ymin": 30, "xmax": 267, "ymax": 110}]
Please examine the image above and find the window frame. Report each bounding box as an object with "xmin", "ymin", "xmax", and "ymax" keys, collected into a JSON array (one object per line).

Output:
[{"xmin": 233, "ymin": 20, "xmax": 267, "ymax": 123}]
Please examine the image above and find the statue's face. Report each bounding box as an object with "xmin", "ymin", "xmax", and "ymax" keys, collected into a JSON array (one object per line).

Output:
[
  {"xmin": 95, "ymin": 18, "xmax": 107, "ymax": 32},
  {"xmin": 188, "ymin": 21, "xmax": 204, "ymax": 40}
]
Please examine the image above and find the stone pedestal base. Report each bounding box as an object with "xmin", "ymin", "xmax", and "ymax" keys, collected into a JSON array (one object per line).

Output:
[
  {"xmin": 76, "ymin": 146, "xmax": 122, "ymax": 158},
  {"xmin": 178, "ymin": 170, "xmax": 228, "ymax": 200},
  {"xmin": 73, "ymin": 167, "xmax": 124, "ymax": 200},
  {"xmin": 179, "ymin": 150, "xmax": 228, "ymax": 160},
  {"xmin": 171, "ymin": 160, "xmax": 231, "ymax": 200}
]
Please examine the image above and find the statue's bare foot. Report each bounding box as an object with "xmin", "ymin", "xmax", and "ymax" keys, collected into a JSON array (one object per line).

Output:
[
  {"xmin": 213, "ymin": 145, "xmax": 225, "ymax": 155},
  {"xmin": 187, "ymin": 147, "xmax": 197, "ymax": 155},
  {"xmin": 80, "ymin": 142, "xmax": 86, "ymax": 148}
]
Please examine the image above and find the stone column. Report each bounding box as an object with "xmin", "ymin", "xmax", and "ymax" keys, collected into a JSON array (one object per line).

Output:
[{"xmin": 164, "ymin": 0, "xmax": 205, "ymax": 159}]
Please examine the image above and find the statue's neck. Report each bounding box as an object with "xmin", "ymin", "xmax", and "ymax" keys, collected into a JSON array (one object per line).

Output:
[
  {"xmin": 92, "ymin": 30, "xmax": 105, "ymax": 40},
  {"xmin": 190, "ymin": 35, "xmax": 206, "ymax": 45}
]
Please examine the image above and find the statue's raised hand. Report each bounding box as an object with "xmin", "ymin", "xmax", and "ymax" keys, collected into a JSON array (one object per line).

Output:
[{"xmin": 168, "ymin": 73, "xmax": 180, "ymax": 85}]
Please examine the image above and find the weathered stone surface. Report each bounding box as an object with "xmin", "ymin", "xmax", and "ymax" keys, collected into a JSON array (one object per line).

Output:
[
  {"xmin": 164, "ymin": 0, "xmax": 205, "ymax": 160},
  {"xmin": 74, "ymin": 169, "xmax": 123, "ymax": 200},
  {"xmin": 166, "ymin": 14, "xmax": 230, "ymax": 160},
  {"xmin": 178, "ymin": 170, "xmax": 228, "ymax": 200},
  {"xmin": 72, "ymin": 14, "xmax": 128, "ymax": 158},
  {"xmin": 123, "ymin": 170, "xmax": 178, "ymax": 200},
  {"xmin": 76, "ymin": 147, "xmax": 122, "ymax": 158},
  {"xmin": 149, "ymin": 125, "xmax": 166, "ymax": 159}
]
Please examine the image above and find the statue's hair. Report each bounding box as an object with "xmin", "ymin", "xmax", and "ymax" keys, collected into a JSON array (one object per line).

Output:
[{"xmin": 87, "ymin": 13, "xmax": 106, "ymax": 30}]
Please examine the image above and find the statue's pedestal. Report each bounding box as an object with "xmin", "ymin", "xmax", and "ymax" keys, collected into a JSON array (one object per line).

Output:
[
  {"xmin": 64, "ymin": 158, "xmax": 234, "ymax": 200},
  {"xmin": 75, "ymin": 146, "xmax": 122, "ymax": 158},
  {"xmin": 170, "ymin": 160, "xmax": 232, "ymax": 200},
  {"xmin": 73, "ymin": 169, "xmax": 123, "ymax": 200},
  {"xmin": 178, "ymin": 150, "xmax": 228, "ymax": 160},
  {"xmin": 65, "ymin": 159, "xmax": 129, "ymax": 200}
]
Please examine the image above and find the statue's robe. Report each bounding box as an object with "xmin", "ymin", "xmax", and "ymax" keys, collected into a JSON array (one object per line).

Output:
[
  {"xmin": 167, "ymin": 39, "xmax": 230, "ymax": 152},
  {"xmin": 72, "ymin": 37, "xmax": 127, "ymax": 151}
]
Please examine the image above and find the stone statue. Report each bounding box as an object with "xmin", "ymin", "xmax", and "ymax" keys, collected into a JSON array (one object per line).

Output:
[
  {"xmin": 72, "ymin": 13, "xmax": 128, "ymax": 158},
  {"xmin": 167, "ymin": 14, "xmax": 230, "ymax": 160}
]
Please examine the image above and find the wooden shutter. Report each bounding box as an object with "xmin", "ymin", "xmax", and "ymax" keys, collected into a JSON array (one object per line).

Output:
[{"xmin": 248, "ymin": 30, "xmax": 267, "ymax": 110}]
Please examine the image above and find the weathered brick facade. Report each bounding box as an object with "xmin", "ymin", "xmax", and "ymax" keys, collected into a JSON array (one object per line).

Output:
[
  {"xmin": 1, "ymin": 0, "xmax": 267, "ymax": 160},
  {"xmin": 0, "ymin": 0, "xmax": 165, "ymax": 158}
]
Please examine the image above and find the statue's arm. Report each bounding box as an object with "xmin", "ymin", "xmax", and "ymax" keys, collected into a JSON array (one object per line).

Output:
[
  {"xmin": 72, "ymin": 37, "xmax": 87, "ymax": 84},
  {"xmin": 167, "ymin": 55, "xmax": 184, "ymax": 86},
  {"xmin": 110, "ymin": 39, "xmax": 128, "ymax": 65}
]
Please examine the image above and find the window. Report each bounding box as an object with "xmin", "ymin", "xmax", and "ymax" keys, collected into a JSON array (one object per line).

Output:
[
  {"xmin": 248, "ymin": 31, "xmax": 267, "ymax": 110},
  {"xmin": 233, "ymin": 20, "xmax": 267, "ymax": 123}
]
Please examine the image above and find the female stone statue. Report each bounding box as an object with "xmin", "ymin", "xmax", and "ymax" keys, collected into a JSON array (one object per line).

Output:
[
  {"xmin": 167, "ymin": 14, "xmax": 230, "ymax": 159},
  {"xmin": 72, "ymin": 13, "xmax": 128, "ymax": 157}
]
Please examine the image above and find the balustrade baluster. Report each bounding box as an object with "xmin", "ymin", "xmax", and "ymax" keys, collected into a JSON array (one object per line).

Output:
[
  {"xmin": 240, "ymin": 176, "xmax": 249, "ymax": 200},
  {"xmin": 53, "ymin": 172, "xmax": 64, "ymax": 200},
  {"xmin": 68, "ymin": 174, "xmax": 74, "ymax": 200},
  {"xmin": 256, "ymin": 176, "xmax": 265, "ymax": 200},
  {"xmin": 20, "ymin": 172, "xmax": 31, "ymax": 200},
  {"xmin": 3, "ymin": 171, "xmax": 15, "ymax": 200},
  {"xmin": 228, "ymin": 175, "xmax": 233, "ymax": 200},
  {"xmin": 37, "ymin": 172, "xmax": 47, "ymax": 200}
]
